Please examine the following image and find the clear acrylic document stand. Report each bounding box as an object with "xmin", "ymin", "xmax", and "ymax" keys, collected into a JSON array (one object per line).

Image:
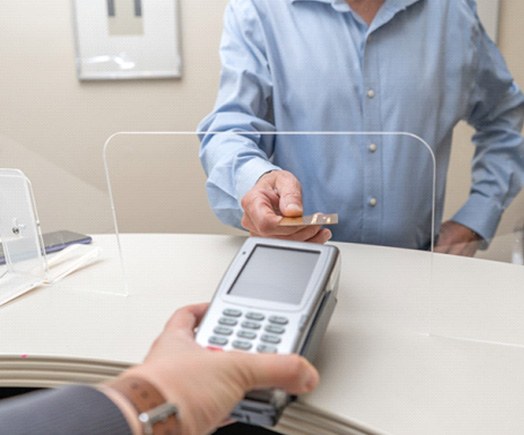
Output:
[
  {"xmin": 0, "ymin": 169, "xmax": 48, "ymax": 305},
  {"xmin": 0, "ymin": 166, "xmax": 127, "ymax": 304},
  {"xmin": 103, "ymin": 131, "xmax": 436, "ymax": 328}
]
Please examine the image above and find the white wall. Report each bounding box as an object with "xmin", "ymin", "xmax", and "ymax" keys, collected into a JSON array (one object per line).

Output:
[
  {"xmin": 0, "ymin": 0, "xmax": 234, "ymax": 236},
  {"xmin": 0, "ymin": 0, "xmax": 522, "ymax": 260}
]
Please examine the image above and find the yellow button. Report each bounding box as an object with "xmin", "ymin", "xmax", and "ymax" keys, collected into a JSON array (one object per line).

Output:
[{"xmin": 369, "ymin": 197, "xmax": 377, "ymax": 207}]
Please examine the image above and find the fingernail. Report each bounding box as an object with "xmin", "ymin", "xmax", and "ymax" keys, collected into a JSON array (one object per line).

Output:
[
  {"xmin": 320, "ymin": 230, "xmax": 332, "ymax": 244},
  {"xmin": 303, "ymin": 370, "xmax": 319, "ymax": 391},
  {"xmin": 286, "ymin": 204, "xmax": 302, "ymax": 212}
]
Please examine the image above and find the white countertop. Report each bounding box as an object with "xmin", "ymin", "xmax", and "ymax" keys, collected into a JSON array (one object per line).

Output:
[{"xmin": 1, "ymin": 233, "xmax": 524, "ymax": 434}]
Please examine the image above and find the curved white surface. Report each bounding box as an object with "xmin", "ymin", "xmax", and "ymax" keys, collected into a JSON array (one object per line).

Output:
[{"xmin": 1, "ymin": 234, "xmax": 524, "ymax": 434}]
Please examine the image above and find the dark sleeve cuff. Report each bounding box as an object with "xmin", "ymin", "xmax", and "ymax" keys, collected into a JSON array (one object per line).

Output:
[{"xmin": 0, "ymin": 385, "xmax": 132, "ymax": 435}]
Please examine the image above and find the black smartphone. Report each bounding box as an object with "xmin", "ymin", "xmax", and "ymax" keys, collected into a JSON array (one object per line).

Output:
[{"xmin": 0, "ymin": 230, "xmax": 92, "ymax": 265}]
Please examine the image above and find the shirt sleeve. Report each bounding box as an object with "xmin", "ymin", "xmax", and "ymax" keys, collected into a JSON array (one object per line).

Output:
[
  {"xmin": 453, "ymin": 15, "xmax": 524, "ymax": 243},
  {"xmin": 0, "ymin": 386, "xmax": 131, "ymax": 435},
  {"xmin": 198, "ymin": 0, "xmax": 280, "ymax": 228}
]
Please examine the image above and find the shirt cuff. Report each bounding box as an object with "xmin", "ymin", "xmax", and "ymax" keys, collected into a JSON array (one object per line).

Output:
[
  {"xmin": 235, "ymin": 157, "xmax": 281, "ymax": 202},
  {"xmin": 451, "ymin": 193, "xmax": 504, "ymax": 248}
]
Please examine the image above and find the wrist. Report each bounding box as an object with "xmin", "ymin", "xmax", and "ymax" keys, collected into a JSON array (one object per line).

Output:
[
  {"xmin": 102, "ymin": 375, "xmax": 180, "ymax": 435},
  {"xmin": 256, "ymin": 169, "xmax": 277, "ymax": 184},
  {"xmin": 98, "ymin": 384, "xmax": 141, "ymax": 435},
  {"xmin": 462, "ymin": 225, "xmax": 482, "ymax": 242}
]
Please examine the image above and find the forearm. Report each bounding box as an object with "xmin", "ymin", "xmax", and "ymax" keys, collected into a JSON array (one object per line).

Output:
[
  {"xmin": 199, "ymin": 120, "xmax": 280, "ymax": 227},
  {"xmin": 458, "ymin": 102, "xmax": 524, "ymax": 241},
  {"xmin": 198, "ymin": 0, "xmax": 280, "ymax": 227},
  {"xmin": 461, "ymin": 22, "xmax": 524, "ymax": 240},
  {"xmin": 0, "ymin": 386, "xmax": 131, "ymax": 435}
]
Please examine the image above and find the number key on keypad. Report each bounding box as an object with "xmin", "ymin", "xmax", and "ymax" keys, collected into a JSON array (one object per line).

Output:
[
  {"xmin": 246, "ymin": 312, "xmax": 265, "ymax": 321},
  {"xmin": 265, "ymin": 324, "xmax": 285, "ymax": 334},
  {"xmin": 257, "ymin": 344, "xmax": 278, "ymax": 353},
  {"xmin": 232, "ymin": 340, "xmax": 252, "ymax": 351},
  {"xmin": 237, "ymin": 330, "xmax": 257, "ymax": 340},
  {"xmin": 223, "ymin": 308, "xmax": 242, "ymax": 317},
  {"xmin": 213, "ymin": 326, "xmax": 233, "ymax": 336},
  {"xmin": 261, "ymin": 334, "xmax": 281, "ymax": 344},
  {"xmin": 218, "ymin": 317, "xmax": 237, "ymax": 326},
  {"xmin": 209, "ymin": 336, "xmax": 228, "ymax": 346},
  {"xmin": 268, "ymin": 315, "xmax": 289, "ymax": 325},
  {"xmin": 241, "ymin": 320, "xmax": 261, "ymax": 330}
]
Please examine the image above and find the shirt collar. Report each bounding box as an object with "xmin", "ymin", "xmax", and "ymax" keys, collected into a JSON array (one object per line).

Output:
[
  {"xmin": 290, "ymin": 0, "xmax": 423, "ymax": 27},
  {"xmin": 290, "ymin": 0, "xmax": 422, "ymax": 10}
]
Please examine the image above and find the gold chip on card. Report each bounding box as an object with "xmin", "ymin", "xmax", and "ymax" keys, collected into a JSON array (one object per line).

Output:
[{"xmin": 279, "ymin": 212, "xmax": 339, "ymax": 227}]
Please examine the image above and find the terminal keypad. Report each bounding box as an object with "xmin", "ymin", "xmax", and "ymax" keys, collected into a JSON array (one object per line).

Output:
[{"xmin": 207, "ymin": 308, "xmax": 289, "ymax": 353}]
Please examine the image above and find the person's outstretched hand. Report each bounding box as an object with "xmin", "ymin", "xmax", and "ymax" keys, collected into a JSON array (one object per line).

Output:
[
  {"xmin": 241, "ymin": 170, "xmax": 332, "ymax": 243},
  {"xmin": 124, "ymin": 303, "xmax": 320, "ymax": 434}
]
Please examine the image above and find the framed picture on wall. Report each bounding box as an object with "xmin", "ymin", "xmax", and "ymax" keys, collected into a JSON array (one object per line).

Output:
[{"xmin": 72, "ymin": 0, "xmax": 182, "ymax": 80}]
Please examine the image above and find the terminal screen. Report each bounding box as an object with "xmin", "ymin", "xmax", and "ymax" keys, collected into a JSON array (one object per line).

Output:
[{"xmin": 228, "ymin": 246, "xmax": 320, "ymax": 305}]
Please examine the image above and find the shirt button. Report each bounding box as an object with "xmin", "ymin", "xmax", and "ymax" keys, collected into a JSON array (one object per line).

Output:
[
  {"xmin": 367, "ymin": 89, "xmax": 375, "ymax": 99},
  {"xmin": 369, "ymin": 197, "xmax": 377, "ymax": 207},
  {"xmin": 368, "ymin": 143, "xmax": 377, "ymax": 153}
]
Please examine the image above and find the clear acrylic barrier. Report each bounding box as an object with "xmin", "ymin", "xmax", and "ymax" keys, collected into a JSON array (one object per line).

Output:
[
  {"xmin": 102, "ymin": 132, "xmax": 229, "ymax": 235},
  {"xmin": 513, "ymin": 220, "xmax": 524, "ymax": 265},
  {"xmin": 104, "ymin": 131, "xmax": 435, "ymax": 327},
  {"xmin": 474, "ymin": 219, "xmax": 524, "ymax": 265},
  {"xmin": 430, "ymin": 227, "xmax": 524, "ymax": 347},
  {"xmin": 429, "ymin": 147, "xmax": 524, "ymax": 346},
  {"xmin": 102, "ymin": 130, "xmax": 524, "ymax": 348}
]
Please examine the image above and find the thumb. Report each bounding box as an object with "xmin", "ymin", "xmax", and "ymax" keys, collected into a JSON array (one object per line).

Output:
[
  {"xmin": 236, "ymin": 353, "xmax": 319, "ymax": 395},
  {"xmin": 275, "ymin": 172, "xmax": 303, "ymax": 217}
]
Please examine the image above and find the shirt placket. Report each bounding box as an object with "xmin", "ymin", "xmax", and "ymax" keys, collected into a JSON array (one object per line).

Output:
[{"xmin": 360, "ymin": 31, "xmax": 383, "ymax": 244}]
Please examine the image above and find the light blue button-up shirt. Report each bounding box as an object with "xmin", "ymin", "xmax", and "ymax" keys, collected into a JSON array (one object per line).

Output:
[{"xmin": 198, "ymin": 0, "xmax": 524, "ymax": 249}]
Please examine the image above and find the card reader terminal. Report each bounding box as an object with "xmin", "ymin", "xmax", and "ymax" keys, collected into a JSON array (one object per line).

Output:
[{"xmin": 195, "ymin": 237, "xmax": 341, "ymax": 426}]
